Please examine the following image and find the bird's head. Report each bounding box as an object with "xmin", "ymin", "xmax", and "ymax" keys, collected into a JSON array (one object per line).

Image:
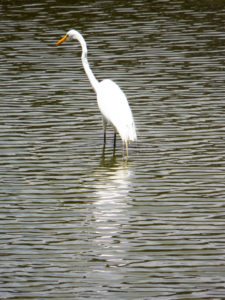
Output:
[{"xmin": 56, "ymin": 29, "xmax": 81, "ymax": 46}]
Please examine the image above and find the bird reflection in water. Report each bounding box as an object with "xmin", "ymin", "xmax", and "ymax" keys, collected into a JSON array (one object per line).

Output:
[{"xmin": 92, "ymin": 160, "xmax": 133, "ymax": 268}]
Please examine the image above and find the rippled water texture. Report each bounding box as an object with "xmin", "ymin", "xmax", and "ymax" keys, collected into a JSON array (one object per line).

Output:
[{"xmin": 1, "ymin": 0, "xmax": 225, "ymax": 299}]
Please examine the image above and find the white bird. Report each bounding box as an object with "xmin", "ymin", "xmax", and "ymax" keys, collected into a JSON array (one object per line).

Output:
[{"xmin": 56, "ymin": 29, "xmax": 137, "ymax": 157}]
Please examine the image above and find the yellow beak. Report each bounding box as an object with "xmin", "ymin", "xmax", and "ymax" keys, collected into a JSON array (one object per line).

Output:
[{"xmin": 56, "ymin": 34, "xmax": 68, "ymax": 46}]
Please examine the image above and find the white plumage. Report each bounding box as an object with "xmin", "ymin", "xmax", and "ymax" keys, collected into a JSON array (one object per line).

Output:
[
  {"xmin": 97, "ymin": 79, "xmax": 137, "ymax": 143},
  {"xmin": 56, "ymin": 29, "xmax": 137, "ymax": 157}
]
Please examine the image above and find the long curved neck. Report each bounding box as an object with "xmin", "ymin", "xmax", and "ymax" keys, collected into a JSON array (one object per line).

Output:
[{"xmin": 77, "ymin": 33, "xmax": 99, "ymax": 93}]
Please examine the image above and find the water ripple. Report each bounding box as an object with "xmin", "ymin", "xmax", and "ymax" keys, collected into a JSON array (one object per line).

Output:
[{"xmin": 1, "ymin": 0, "xmax": 225, "ymax": 299}]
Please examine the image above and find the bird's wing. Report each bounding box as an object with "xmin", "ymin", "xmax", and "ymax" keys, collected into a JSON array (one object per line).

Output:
[
  {"xmin": 96, "ymin": 79, "xmax": 136, "ymax": 142},
  {"xmin": 97, "ymin": 79, "xmax": 131, "ymax": 122}
]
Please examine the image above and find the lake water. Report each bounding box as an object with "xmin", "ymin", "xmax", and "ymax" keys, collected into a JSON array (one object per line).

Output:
[{"xmin": 1, "ymin": 0, "xmax": 225, "ymax": 299}]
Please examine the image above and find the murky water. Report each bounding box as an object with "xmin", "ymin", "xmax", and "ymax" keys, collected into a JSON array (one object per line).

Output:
[{"xmin": 1, "ymin": 0, "xmax": 225, "ymax": 299}]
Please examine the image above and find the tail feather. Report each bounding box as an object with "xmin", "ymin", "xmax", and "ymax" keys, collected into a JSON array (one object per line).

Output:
[{"xmin": 117, "ymin": 121, "xmax": 137, "ymax": 143}]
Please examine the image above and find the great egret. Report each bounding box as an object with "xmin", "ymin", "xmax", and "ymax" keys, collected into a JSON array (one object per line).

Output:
[{"xmin": 56, "ymin": 29, "xmax": 137, "ymax": 157}]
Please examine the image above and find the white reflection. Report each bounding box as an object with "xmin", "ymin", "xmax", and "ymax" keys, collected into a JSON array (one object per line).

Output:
[{"xmin": 92, "ymin": 158, "xmax": 133, "ymax": 257}]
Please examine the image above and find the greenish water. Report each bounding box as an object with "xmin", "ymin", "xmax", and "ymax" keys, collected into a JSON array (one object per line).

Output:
[{"xmin": 1, "ymin": 1, "xmax": 225, "ymax": 299}]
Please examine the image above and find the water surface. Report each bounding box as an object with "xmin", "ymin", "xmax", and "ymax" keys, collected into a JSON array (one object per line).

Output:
[{"xmin": 1, "ymin": 0, "xmax": 225, "ymax": 299}]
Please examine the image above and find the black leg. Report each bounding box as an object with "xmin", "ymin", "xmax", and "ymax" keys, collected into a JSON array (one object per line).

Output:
[
  {"xmin": 103, "ymin": 119, "xmax": 107, "ymax": 146},
  {"xmin": 104, "ymin": 129, "xmax": 106, "ymax": 145},
  {"xmin": 113, "ymin": 131, "xmax": 116, "ymax": 149}
]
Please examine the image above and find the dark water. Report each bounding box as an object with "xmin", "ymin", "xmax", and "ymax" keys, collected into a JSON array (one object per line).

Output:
[{"xmin": 1, "ymin": 0, "xmax": 225, "ymax": 299}]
